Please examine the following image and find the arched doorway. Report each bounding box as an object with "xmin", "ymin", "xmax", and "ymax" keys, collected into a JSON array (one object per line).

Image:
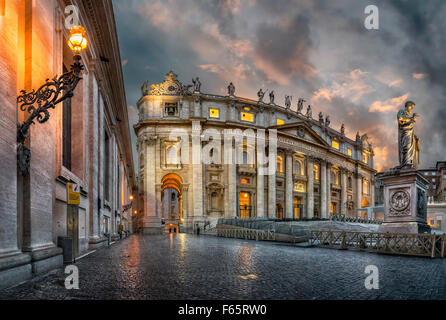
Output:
[{"xmin": 161, "ymin": 174, "xmax": 184, "ymax": 233}]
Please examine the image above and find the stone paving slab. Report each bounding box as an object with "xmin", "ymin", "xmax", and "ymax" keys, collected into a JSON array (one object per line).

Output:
[{"xmin": 0, "ymin": 234, "xmax": 444, "ymax": 300}]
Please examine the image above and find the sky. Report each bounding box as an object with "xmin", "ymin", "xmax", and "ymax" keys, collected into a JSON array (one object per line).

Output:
[{"xmin": 113, "ymin": 0, "xmax": 446, "ymax": 172}]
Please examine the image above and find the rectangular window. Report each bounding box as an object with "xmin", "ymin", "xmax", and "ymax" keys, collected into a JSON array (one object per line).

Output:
[
  {"xmin": 241, "ymin": 178, "xmax": 250, "ymax": 184},
  {"xmin": 347, "ymin": 148, "xmax": 352, "ymax": 157},
  {"xmin": 332, "ymin": 140, "xmax": 339, "ymax": 150},
  {"xmin": 241, "ymin": 112, "xmax": 254, "ymax": 122},
  {"xmin": 209, "ymin": 108, "xmax": 219, "ymax": 119},
  {"xmin": 277, "ymin": 118, "xmax": 285, "ymax": 125}
]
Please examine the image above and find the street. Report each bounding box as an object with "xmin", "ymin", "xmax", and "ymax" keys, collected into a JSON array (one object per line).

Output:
[{"xmin": 0, "ymin": 234, "xmax": 445, "ymax": 300}]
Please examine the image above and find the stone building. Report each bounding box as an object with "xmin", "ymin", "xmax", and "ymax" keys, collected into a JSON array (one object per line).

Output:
[
  {"xmin": 417, "ymin": 161, "xmax": 446, "ymax": 231},
  {"xmin": 0, "ymin": 0, "xmax": 135, "ymax": 288},
  {"xmin": 135, "ymin": 72, "xmax": 376, "ymax": 234}
]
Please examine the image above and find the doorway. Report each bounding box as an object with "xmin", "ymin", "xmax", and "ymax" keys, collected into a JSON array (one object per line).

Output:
[
  {"xmin": 293, "ymin": 196, "xmax": 303, "ymax": 219},
  {"xmin": 239, "ymin": 192, "xmax": 252, "ymax": 218}
]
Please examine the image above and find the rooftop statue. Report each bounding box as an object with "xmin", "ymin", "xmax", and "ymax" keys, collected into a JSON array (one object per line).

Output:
[
  {"xmin": 285, "ymin": 95, "xmax": 292, "ymax": 109},
  {"xmin": 228, "ymin": 82, "xmax": 235, "ymax": 96},
  {"xmin": 269, "ymin": 90, "xmax": 275, "ymax": 105},
  {"xmin": 325, "ymin": 115, "xmax": 330, "ymax": 127},
  {"xmin": 319, "ymin": 112, "xmax": 324, "ymax": 125},
  {"xmin": 257, "ymin": 89, "xmax": 265, "ymax": 103},
  {"xmin": 397, "ymin": 101, "xmax": 420, "ymax": 169},
  {"xmin": 141, "ymin": 81, "xmax": 149, "ymax": 96},
  {"xmin": 341, "ymin": 124, "xmax": 345, "ymax": 136},
  {"xmin": 192, "ymin": 77, "xmax": 201, "ymax": 93},
  {"xmin": 297, "ymin": 98, "xmax": 305, "ymax": 114},
  {"xmin": 306, "ymin": 105, "xmax": 312, "ymax": 118}
]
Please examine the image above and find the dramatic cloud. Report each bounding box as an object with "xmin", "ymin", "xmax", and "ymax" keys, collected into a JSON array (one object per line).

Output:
[{"xmin": 113, "ymin": 0, "xmax": 446, "ymax": 172}]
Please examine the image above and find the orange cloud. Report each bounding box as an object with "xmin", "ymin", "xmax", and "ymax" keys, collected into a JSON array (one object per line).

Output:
[
  {"xmin": 369, "ymin": 93, "xmax": 409, "ymax": 113},
  {"xmin": 412, "ymin": 73, "xmax": 426, "ymax": 79}
]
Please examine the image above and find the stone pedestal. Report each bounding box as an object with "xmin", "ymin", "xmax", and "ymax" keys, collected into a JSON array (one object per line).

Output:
[{"xmin": 378, "ymin": 168, "xmax": 430, "ymax": 234}]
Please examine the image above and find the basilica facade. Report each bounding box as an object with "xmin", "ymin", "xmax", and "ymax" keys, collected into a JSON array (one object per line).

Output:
[{"xmin": 134, "ymin": 72, "xmax": 376, "ymax": 234}]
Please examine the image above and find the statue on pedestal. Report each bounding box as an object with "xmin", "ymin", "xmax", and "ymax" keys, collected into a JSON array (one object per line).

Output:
[
  {"xmin": 297, "ymin": 98, "xmax": 305, "ymax": 114},
  {"xmin": 257, "ymin": 89, "xmax": 265, "ymax": 103},
  {"xmin": 397, "ymin": 101, "xmax": 420, "ymax": 169},
  {"xmin": 141, "ymin": 81, "xmax": 149, "ymax": 96},
  {"xmin": 319, "ymin": 112, "xmax": 324, "ymax": 125},
  {"xmin": 341, "ymin": 124, "xmax": 345, "ymax": 136},
  {"xmin": 269, "ymin": 90, "xmax": 275, "ymax": 105},
  {"xmin": 228, "ymin": 82, "xmax": 235, "ymax": 96},
  {"xmin": 306, "ymin": 105, "xmax": 312, "ymax": 119},
  {"xmin": 325, "ymin": 115, "xmax": 330, "ymax": 127},
  {"xmin": 192, "ymin": 77, "xmax": 201, "ymax": 93},
  {"xmin": 285, "ymin": 95, "xmax": 292, "ymax": 109}
]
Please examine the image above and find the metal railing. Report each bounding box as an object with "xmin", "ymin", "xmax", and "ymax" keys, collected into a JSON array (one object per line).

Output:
[{"xmin": 308, "ymin": 230, "xmax": 446, "ymax": 258}]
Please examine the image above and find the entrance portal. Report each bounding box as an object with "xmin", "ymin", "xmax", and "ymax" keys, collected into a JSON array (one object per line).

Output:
[
  {"xmin": 161, "ymin": 174, "xmax": 183, "ymax": 230},
  {"xmin": 293, "ymin": 196, "xmax": 303, "ymax": 219}
]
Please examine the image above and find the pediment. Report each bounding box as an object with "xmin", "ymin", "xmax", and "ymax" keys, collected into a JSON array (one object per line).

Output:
[{"xmin": 271, "ymin": 121, "xmax": 330, "ymax": 147}]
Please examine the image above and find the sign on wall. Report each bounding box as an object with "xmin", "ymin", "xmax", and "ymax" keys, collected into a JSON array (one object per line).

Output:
[{"xmin": 67, "ymin": 183, "xmax": 80, "ymax": 205}]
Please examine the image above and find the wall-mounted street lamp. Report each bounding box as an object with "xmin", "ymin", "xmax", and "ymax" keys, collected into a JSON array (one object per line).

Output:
[{"xmin": 16, "ymin": 26, "xmax": 88, "ymax": 176}]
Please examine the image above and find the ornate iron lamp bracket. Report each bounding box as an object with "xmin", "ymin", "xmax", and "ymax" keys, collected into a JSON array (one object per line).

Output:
[{"xmin": 16, "ymin": 55, "xmax": 84, "ymax": 176}]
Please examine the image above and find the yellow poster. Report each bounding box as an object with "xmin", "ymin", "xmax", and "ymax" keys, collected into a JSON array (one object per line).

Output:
[{"xmin": 67, "ymin": 183, "xmax": 80, "ymax": 205}]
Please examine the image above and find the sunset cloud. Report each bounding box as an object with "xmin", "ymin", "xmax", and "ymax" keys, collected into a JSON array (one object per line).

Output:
[
  {"xmin": 369, "ymin": 94, "xmax": 410, "ymax": 113},
  {"xmin": 114, "ymin": 0, "xmax": 446, "ymax": 171}
]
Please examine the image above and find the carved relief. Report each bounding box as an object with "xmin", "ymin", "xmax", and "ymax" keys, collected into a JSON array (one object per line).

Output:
[
  {"xmin": 389, "ymin": 189, "xmax": 411, "ymax": 216},
  {"xmin": 417, "ymin": 188, "xmax": 427, "ymax": 218}
]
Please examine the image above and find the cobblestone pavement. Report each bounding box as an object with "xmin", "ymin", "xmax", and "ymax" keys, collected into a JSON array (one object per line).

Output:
[{"xmin": 0, "ymin": 234, "xmax": 445, "ymax": 300}]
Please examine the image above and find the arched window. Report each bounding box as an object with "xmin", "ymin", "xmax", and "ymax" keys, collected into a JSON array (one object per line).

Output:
[
  {"xmin": 276, "ymin": 156, "xmax": 283, "ymax": 173},
  {"xmin": 293, "ymin": 160, "xmax": 301, "ymax": 176},
  {"xmin": 166, "ymin": 146, "xmax": 178, "ymax": 164},
  {"xmin": 242, "ymin": 151, "xmax": 249, "ymax": 165},
  {"xmin": 363, "ymin": 179, "xmax": 370, "ymax": 195},
  {"xmin": 348, "ymin": 176, "xmax": 353, "ymax": 189}
]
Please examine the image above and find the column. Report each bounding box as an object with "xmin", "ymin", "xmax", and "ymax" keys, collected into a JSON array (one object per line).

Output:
[
  {"xmin": 224, "ymin": 130, "xmax": 237, "ymax": 218},
  {"xmin": 355, "ymin": 173, "xmax": 363, "ymax": 218},
  {"xmin": 268, "ymin": 166, "xmax": 276, "ymax": 218},
  {"xmin": 320, "ymin": 160, "xmax": 327, "ymax": 218},
  {"xmin": 341, "ymin": 169, "xmax": 347, "ymax": 215},
  {"xmin": 256, "ymin": 141, "xmax": 265, "ymax": 218},
  {"xmin": 326, "ymin": 162, "xmax": 332, "ymax": 217},
  {"xmin": 285, "ymin": 150, "xmax": 293, "ymax": 219},
  {"xmin": 267, "ymin": 135, "xmax": 277, "ymax": 218},
  {"xmin": 192, "ymin": 121, "xmax": 203, "ymax": 222},
  {"xmin": 306, "ymin": 156, "xmax": 314, "ymax": 218},
  {"xmin": 143, "ymin": 136, "xmax": 160, "ymax": 234}
]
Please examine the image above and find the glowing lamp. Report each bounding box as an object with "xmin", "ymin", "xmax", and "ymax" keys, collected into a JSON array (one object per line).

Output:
[
  {"xmin": 68, "ymin": 26, "xmax": 88, "ymax": 54},
  {"xmin": 129, "ymin": 195, "xmax": 134, "ymax": 200}
]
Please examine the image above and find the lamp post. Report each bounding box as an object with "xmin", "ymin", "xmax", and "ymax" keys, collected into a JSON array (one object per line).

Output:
[{"xmin": 16, "ymin": 26, "xmax": 88, "ymax": 176}]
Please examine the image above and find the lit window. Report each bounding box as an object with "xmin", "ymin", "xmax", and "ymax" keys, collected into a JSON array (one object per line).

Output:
[
  {"xmin": 332, "ymin": 140, "xmax": 340, "ymax": 150},
  {"xmin": 209, "ymin": 108, "xmax": 219, "ymax": 118},
  {"xmin": 241, "ymin": 178, "xmax": 250, "ymax": 184},
  {"xmin": 314, "ymin": 164, "xmax": 319, "ymax": 180},
  {"xmin": 362, "ymin": 151, "xmax": 368, "ymax": 163},
  {"xmin": 347, "ymin": 148, "xmax": 352, "ymax": 157},
  {"xmin": 241, "ymin": 112, "xmax": 254, "ymax": 122},
  {"xmin": 277, "ymin": 118, "xmax": 285, "ymax": 125},
  {"xmin": 277, "ymin": 156, "xmax": 283, "ymax": 173},
  {"xmin": 244, "ymin": 107, "xmax": 251, "ymax": 111}
]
